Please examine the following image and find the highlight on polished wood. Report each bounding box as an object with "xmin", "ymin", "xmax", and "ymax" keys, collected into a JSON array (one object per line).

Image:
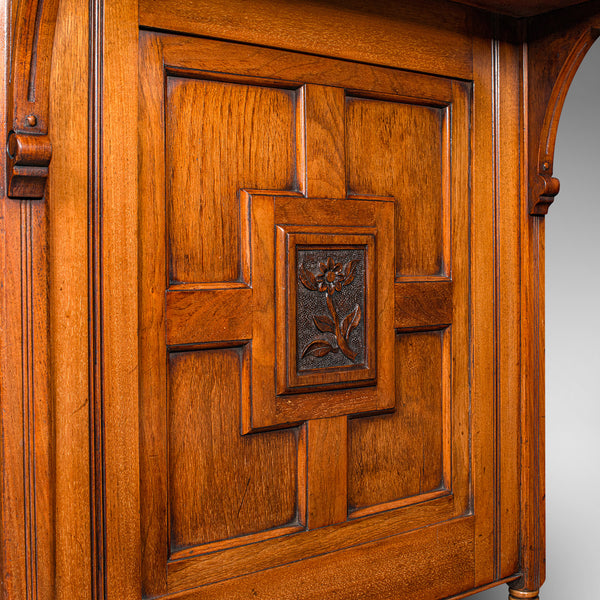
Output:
[
  {"xmin": 2, "ymin": 0, "xmax": 598, "ymax": 599},
  {"xmin": 509, "ymin": 589, "xmax": 541, "ymax": 599}
]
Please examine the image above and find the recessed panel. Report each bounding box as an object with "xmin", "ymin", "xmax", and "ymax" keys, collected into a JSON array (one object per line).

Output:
[
  {"xmin": 348, "ymin": 330, "xmax": 447, "ymax": 513},
  {"xmin": 168, "ymin": 348, "xmax": 298, "ymax": 550},
  {"xmin": 166, "ymin": 78, "xmax": 297, "ymax": 284},
  {"xmin": 346, "ymin": 97, "xmax": 446, "ymax": 278}
]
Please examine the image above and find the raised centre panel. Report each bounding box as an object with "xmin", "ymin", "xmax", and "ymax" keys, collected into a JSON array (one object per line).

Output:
[{"xmin": 138, "ymin": 30, "xmax": 472, "ymax": 599}]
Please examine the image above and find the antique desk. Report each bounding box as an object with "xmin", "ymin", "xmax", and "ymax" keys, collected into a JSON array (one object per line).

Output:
[{"xmin": 1, "ymin": 1, "xmax": 598, "ymax": 599}]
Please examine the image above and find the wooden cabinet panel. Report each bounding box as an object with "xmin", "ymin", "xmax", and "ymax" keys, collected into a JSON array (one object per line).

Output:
[
  {"xmin": 348, "ymin": 330, "xmax": 448, "ymax": 513},
  {"xmin": 168, "ymin": 349, "xmax": 299, "ymax": 551},
  {"xmin": 8, "ymin": 0, "xmax": 586, "ymax": 599},
  {"xmin": 346, "ymin": 98, "xmax": 447, "ymax": 278},
  {"xmin": 138, "ymin": 28, "xmax": 478, "ymax": 599},
  {"xmin": 166, "ymin": 78, "xmax": 297, "ymax": 284}
]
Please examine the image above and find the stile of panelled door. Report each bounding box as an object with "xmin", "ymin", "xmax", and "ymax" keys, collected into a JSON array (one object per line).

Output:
[{"xmin": 138, "ymin": 29, "xmax": 485, "ymax": 599}]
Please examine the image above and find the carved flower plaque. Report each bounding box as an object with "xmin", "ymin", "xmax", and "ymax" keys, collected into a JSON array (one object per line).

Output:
[{"xmin": 296, "ymin": 250, "xmax": 366, "ymax": 371}]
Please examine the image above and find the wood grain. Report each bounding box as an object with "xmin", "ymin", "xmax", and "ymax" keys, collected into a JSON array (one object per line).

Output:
[
  {"xmin": 139, "ymin": 0, "xmax": 474, "ymax": 80},
  {"xmin": 49, "ymin": 0, "xmax": 92, "ymax": 598},
  {"xmin": 166, "ymin": 286, "xmax": 252, "ymax": 346},
  {"xmin": 168, "ymin": 349, "xmax": 298, "ymax": 549},
  {"xmin": 471, "ymin": 34, "xmax": 501, "ymax": 586},
  {"xmin": 346, "ymin": 96, "xmax": 447, "ymax": 278},
  {"xmin": 101, "ymin": 1, "xmax": 141, "ymax": 598},
  {"xmin": 305, "ymin": 417, "xmax": 348, "ymax": 529},
  {"xmin": 160, "ymin": 32, "xmax": 454, "ymax": 104},
  {"xmin": 138, "ymin": 30, "xmax": 169, "ymax": 596},
  {"xmin": 166, "ymin": 77, "xmax": 297, "ymax": 284},
  {"xmin": 299, "ymin": 85, "xmax": 346, "ymax": 198},
  {"xmin": 348, "ymin": 331, "xmax": 447, "ymax": 512},
  {"xmin": 168, "ymin": 517, "xmax": 475, "ymax": 598},
  {"xmin": 166, "ymin": 492, "xmax": 459, "ymax": 590},
  {"xmin": 395, "ymin": 280, "xmax": 453, "ymax": 330}
]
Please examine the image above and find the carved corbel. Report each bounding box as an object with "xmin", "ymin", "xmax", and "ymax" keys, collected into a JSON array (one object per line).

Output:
[
  {"xmin": 7, "ymin": 0, "xmax": 61, "ymax": 199},
  {"xmin": 528, "ymin": 12, "xmax": 600, "ymax": 215}
]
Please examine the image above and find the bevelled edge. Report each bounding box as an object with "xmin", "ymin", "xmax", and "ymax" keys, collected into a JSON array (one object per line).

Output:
[{"xmin": 6, "ymin": 0, "xmax": 61, "ymax": 199}]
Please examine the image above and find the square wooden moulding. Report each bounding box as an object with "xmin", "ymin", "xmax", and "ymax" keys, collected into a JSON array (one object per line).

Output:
[{"xmin": 242, "ymin": 191, "xmax": 395, "ymax": 432}]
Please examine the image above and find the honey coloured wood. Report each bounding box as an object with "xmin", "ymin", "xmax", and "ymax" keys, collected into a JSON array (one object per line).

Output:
[
  {"xmin": 4, "ymin": 0, "xmax": 596, "ymax": 599},
  {"xmin": 134, "ymin": 27, "xmax": 475, "ymax": 599}
]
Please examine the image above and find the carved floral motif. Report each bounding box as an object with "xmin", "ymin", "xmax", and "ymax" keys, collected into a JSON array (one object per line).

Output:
[{"xmin": 298, "ymin": 257, "xmax": 362, "ymax": 361}]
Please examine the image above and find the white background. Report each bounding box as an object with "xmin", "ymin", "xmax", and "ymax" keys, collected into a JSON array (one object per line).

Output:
[{"xmin": 471, "ymin": 36, "xmax": 600, "ymax": 600}]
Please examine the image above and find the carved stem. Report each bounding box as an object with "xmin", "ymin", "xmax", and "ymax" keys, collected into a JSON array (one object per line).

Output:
[{"xmin": 326, "ymin": 293, "xmax": 357, "ymax": 361}]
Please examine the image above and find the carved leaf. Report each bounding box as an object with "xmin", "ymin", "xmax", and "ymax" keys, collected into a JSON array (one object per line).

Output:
[
  {"xmin": 341, "ymin": 304, "xmax": 361, "ymax": 339},
  {"xmin": 302, "ymin": 340, "xmax": 334, "ymax": 358},
  {"xmin": 299, "ymin": 264, "xmax": 318, "ymax": 291},
  {"xmin": 314, "ymin": 315, "xmax": 335, "ymax": 333},
  {"xmin": 342, "ymin": 260, "xmax": 359, "ymax": 286}
]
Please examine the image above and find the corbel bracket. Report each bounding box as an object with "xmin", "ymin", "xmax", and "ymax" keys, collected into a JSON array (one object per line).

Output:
[
  {"xmin": 529, "ymin": 23, "xmax": 600, "ymax": 215},
  {"xmin": 7, "ymin": 0, "xmax": 61, "ymax": 199}
]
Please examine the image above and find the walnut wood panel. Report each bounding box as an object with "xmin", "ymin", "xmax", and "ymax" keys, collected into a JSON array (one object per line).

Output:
[
  {"xmin": 166, "ymin": 495, "xmax": 460, "ymax": 591},
  {"xmin": 471, "ymin": 29, "xmax": 502, "ymax": 586},
  {"xmin": 299, "ymin": 85, "xmax": 346, "ymax": 198},
  {"xmin": 102, "ymin": 1, "xmax": 142, "ymax": 598},
  {"xmin": 48, "ymin": 0, "xmax": 92, "ymax": 597},
  {"xmin": 168, "ymin": 348, "xmax": 299, "ymax": 550},
  {"xmin": 166, "ymin": 77, "xmax": 297, "ymax": 284},
  {"xmin": 137, "ymin": 29, "xmax": 478, "ymax": 599},
  {"xmin": 166, "ymin": 286, "xmax": 252, "ymax": 346},
  {"xmin": 167, "ymin": 517, "xmax": 476, "ymax": 599},
  {"xmin": 305, "ymin": 417, "xmax": 348, "ymax": 529},
  {"xmin": 348, "ymin": 330, "xmax": 450, "ymax": 514},
  {"xmin": 394, "ymin": 280, "xmax": 454, "ymax": 330},
  {"xmin": 6, "ymin": 0, "xmax": 595, "ymax": 599},
  {"xmin": 346, "ymin": 97, "xmax": 449, "ymax": 278}
]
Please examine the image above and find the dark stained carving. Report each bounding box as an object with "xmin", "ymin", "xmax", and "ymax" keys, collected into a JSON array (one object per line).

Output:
[
  {"xmin": 7, "ymin": 0, "xmax": 61, "ymax": 198},
  {"xmin": 297, "ymin": 250, "xmax": 366, "ymax": 371}
]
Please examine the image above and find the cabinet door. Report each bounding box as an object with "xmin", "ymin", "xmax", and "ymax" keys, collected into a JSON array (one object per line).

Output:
[{"xmin": 136, "ymin": 30, "xmax": 491, "ymax": 599}]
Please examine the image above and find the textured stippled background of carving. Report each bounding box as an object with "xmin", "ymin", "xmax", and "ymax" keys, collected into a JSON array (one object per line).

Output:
[{"xmin": 296, "ymin": 247, "xmax": 366, "ymax": 372}]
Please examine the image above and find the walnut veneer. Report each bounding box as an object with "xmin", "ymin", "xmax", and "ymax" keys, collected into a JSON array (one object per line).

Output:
[{"xmin": 2, "ymin": 1, "xmax": 599, "ymax": 599}]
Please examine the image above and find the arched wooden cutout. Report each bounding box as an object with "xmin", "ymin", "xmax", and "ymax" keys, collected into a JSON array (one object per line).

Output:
[
  {"xmin": 7, "ymin": 0, "xmax": 61, "ymax": 198},
  {"xmin": 528, "ymin": 13, "xmax": 600, "ymax": 215}
]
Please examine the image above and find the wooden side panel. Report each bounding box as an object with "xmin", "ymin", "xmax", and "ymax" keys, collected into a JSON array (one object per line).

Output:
[
  {"xmin": 49, "ymin": 0, "xmax": 92, "ymax": 598},
  {"xmin": 348, "ymin": 331, "xmax": 447, "ymax": 512},
  {"xmin": 102, "ymin": 0, "xmax": 141, "ymax": 598},
  {"xmin": 168, "ymin": 348, "xmax": 298, "ymax": 550},
  {"xmin": 346, "ymin": 98, "xmax": 446, "ymax": 278},
  {"xmin": 496, "ymin": 34, "xmax": 522, "ymax": 580},
  {"xmin": 166, "ymin": 78, "xmax": 297, "ymax": 284}
]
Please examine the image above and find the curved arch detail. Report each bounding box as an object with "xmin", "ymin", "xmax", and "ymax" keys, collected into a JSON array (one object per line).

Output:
[
  {"xmin": 531, "ymin": 26, "xmax": 600, "ymax": 215},
  {"xmin": 7, "ymin": 0, "xmax": 61, "ymax": 198}
]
